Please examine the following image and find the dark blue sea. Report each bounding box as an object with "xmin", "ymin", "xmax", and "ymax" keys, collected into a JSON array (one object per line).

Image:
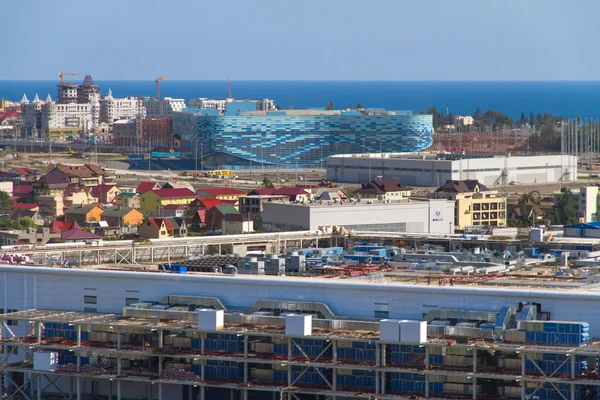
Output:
[{"xmin": 2, "ymin": 80, "xmax": 600, "ymax": 120}]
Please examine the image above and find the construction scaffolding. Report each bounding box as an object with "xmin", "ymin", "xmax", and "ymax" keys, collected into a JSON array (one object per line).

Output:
[{"xmin": 2, "ymin": 305, "xmax": 600, "ymax": 400}]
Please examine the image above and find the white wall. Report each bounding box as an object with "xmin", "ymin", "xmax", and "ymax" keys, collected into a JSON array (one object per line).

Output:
[{"xmin": 327, "ymin": 154, "xmax": 578, "ymax": 186}]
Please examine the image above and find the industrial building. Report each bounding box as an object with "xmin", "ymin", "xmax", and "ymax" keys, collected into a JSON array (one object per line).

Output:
[
  {"xmin": 326, "ymin": 153, "xmax": 578, "ymax": 186},
  {"xmin": 3, "ymin": 265, "xmax": 600, "ymax": 399},
  {"xmin": 173, "ymin": 109, "xmax": 433, "ymax": 168},
  {"xmin": 261, "ymin": 198, "xmax": 455, "ymax": 233}
]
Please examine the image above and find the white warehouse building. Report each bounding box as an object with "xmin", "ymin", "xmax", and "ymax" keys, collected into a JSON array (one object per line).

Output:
[
  {"xmin": 262, "ymin": 198, "xmax": 455, "ymax": 233},
  {"xmin": 326, "ymin": 153, "xmax": 578, "ymax": 186}
]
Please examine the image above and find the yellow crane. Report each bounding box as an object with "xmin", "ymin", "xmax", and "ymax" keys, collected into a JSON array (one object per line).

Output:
[
  {"xmin": 155, "ymin": 76, "xmax": 165, "ymax": 98},
  {"xmin": 57, "ymin": 72, "xmax": 80, "ymax": 84}
]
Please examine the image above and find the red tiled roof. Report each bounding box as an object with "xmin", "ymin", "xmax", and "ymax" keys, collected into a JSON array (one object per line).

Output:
[
  {"xmin": 248, "ymin": 188, "xmax": 278, "ymax": 195},
  {"xmin": 49, "ymin": 221, "xmax": 81, "ymax": 233},
  {"xmin": 136, "ymin": 181, "xmax": 161, "ymax": 193},
  {"xmin": 91, "ymin": 184, "xmax": 117, "ymax": 197},
  {"xmin": 192, "ymin": 197, "xmax": 223, "ymax": 209},
  {"xmin": 197, "ymin": 187, "xmax": 246, "ymax": 196},
  {"xmin": 10, "ymin": 167, "xmax": 36, "ymax": 176},
  {"xmin": 12, "ymin": 184, "xmax": 33, "ymax": 195},
  {"xmin": 149, "ymin": 217, "xmax": 174, "ymax": 230},
  {"xmin": 151, "ymin": 188, "xmax": 197, "ymax": 199},
  {"xmin": 61, "ymin": 228, "xmax": 102, "ymax": 240},
  {"xmin": 9, "ymin": 203, "xmax": 38, "ymax": 210},
  {"xmin": 274, "ymin": 187, "xmax": 310, "ymax": 196}
]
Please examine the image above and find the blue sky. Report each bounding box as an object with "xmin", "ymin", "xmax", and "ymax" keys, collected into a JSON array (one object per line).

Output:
[{"xmin": 3, "ymin": 0, "xmax": 599, "ymax": 80}]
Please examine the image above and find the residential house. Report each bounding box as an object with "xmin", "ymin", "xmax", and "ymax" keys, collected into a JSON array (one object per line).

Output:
[
  {"xmin": 48, "ymin": 221, "xmax": 81, "ymax": 234},
  {"xmin": 63, "ymin": 184, "xmax": 97, "ymax": 208},
  {"xmin": 101, "ymin": 206, "xmax": 144, "ymax": 227},
  {"xmin": 115, "ymin": 192, "xmax": 140, "ymax": 209},
  {"xmin": 61, "ymin": 228, "xmax": 102, "ymax": 243},
  {"xmin": 33, "ymin": 172, "xmax": 71, "ymax": 199},
  {"xmin": 162, "ymin": 182, "xmax": 195, "ymax": 191},
  {"xmin": 65, "ymin": 204, "xmax": 104, "ymax": 223},
  {"xmin": 7, "ymin": 167, "xmax": 38, "ymax": 182},
  {"xmin": 138, "ymin": 217, "xmax": 187, "ymax": 239},
  {"xmin": 189, "ymin": 197, "xmax": 223, "ymax": 227},
  {"xmin": 47, "ymin": 164, "xmax": 107, "ymax": 187},
  {"xmin": 0, "ymin": 182, "xmax": 12, "ymax": 197},
  {"xmin": 136, "ymin": 181, "xmax": 161, "ymax": 193},
  {"xmin": 429, "ymin": 179, "xmax": 507, "ymax": 230},
  {"xmin": 274, "ymin": 187, "xmax": 311, "ymax": 203},
  {"xmin": 239, "ymin": 195, "xmax": 289, "ymax": 216},
  {"xmin": 38, "ymin": 194, "xmax": 65, "ymax": 218},
  {"xmin": 507, "ymin": 201, "xmax": 547, "ymax": 226},
  {"xmin": 140, "ymin": 188, "xmax": 197, "ymax": 216},
  {"xmin": 247, "ymin": 189, "xmax": 279, "ymax": 196},
  {"xmin": 206, "ymin": 204, "xmax": 239, "ymax": 230},
  {"xmin": 9, "ymin": 204, "xmax": 43, "ymax": 225},
  {"xmin": 91, "ymin": 184, "xmax": 121, "ymax": 203},
  {"xmin": 557, "ymin": 186, "xmax": 600, "ymax": 223},
  {"xmin": 11, "ymin": 184, "xmax": 34, "ymax": 203},
  {"xmin": 0, "ymin": 172, "xmax": 19, "ymax": 182},
  {"xmin": 222, "ymin": 214, "xmax": 254, "ymax": 234},
  {"xmin": 196, "ymin": 187, "xmax": 246, "ymax": 201},
  {"xmin": 161, "ymin": 204, "xmax": 186, "ymax": 218},
  {"xmin": 356, "ymin": 179, "xmax": 412, "ymax": 199}
]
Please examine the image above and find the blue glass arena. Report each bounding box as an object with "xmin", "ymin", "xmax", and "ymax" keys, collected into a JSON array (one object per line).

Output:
[{"xmin": 174, "ymin": 108, "xmax": 433, "ymax": 168}]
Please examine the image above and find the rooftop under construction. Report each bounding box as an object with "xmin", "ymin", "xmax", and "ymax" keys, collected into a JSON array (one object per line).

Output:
[{"xmin": 1, "ymin": 295, "xmax": 600, "ymax": 400}]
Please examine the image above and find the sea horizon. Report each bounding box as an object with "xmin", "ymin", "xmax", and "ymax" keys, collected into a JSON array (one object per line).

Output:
[{"xmin": 2, "ymin": 80, "xmax": 600, "ymax": 120}]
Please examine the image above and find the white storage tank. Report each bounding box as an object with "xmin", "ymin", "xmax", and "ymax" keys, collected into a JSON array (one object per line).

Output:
[
  {"xmin": 285, "ymin": 314, "xmax": 312, "ymax": 336},
  {"xmin": 400, "ymin": 320, "xmax": 427, "ymax": 344},
  {"xmin": 197, "ymin": 309, "xmax": 224, "ymax": 331},
  {"xmin": 530, "ymin": 228, "xmax": 544, "ymax": 242},
  {"xmin": 379, "ymin": 319, "xmax": 401, "ymax": 342},
  {"xmin": 33, "ymin": 351, "xmax": 59, "ymax": 371}
]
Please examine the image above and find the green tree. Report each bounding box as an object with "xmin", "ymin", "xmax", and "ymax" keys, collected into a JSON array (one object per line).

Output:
[
  {"xmin": 529, "ymin": 110, "xmax": 534, "ymax": 126},
  {"xmin": 473, "ymin": 108, "xmax": 483, "ymax": 120},
  {"xmin": 424, "ymin": 106, "xmax": 443, "ymax": 128},
  {"xmin": 262, "ymin": 177, "xmax": 275, "ymax": 189},
  {"xmin": 0, "ymin": 191, "xmax": 11, "ymax": 213},
  {"xmin": 483, "ymin": 109, "xmax": 513, "ymax": 128},
  {"xmin": 325, "ymin": 101, "xmax": 334, "ymax": 110},
  {"xmin": 551, "ymin": 188, "xmax": 578, "ymax": 225}
]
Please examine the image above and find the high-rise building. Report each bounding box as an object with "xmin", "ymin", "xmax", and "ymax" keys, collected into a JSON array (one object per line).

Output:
[
  {"xmin": 143, "ymin": 97, "xmax": 186, "ymax": 119},
  {"xmin": 77, "ymin": 75, "xmax": 101, "ymax": 104},
  {"xmin": 99, "ymin": 90, "xmax": 144, "ymax": 124}
]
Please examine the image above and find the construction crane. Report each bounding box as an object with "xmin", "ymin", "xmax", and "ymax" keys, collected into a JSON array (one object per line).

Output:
[
  {"xmin": 155, "ymin": 76, "xmax": 165, "ymax": 99},
  {"xmin": 227, "ymin": 77, "xmax": 233, "ymax": 100},
  {"xmin": 57, "ymin": 72, "xmax": 80, "ymax": 84}
]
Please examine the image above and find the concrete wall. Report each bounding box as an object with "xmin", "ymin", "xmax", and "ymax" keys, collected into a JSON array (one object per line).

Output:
[
  {"xmin": 3, "ymin": 266, "xmax": 600, "ymax": 336},
  {"xmin": 262, "ymin": 199, "xmax": 455, "ymax": 233},
  {"xmin": 327, "ymin": 154, "xmax": 578, "ymax": 186}
]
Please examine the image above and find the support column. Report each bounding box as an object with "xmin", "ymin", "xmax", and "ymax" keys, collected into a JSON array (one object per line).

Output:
[
  {"xmin": 472, "ymin": 377, "xmax": 477, "ymax": 400},
  {"xmin": 76, "ymin": 377, "xmax": 81, "ymax": 400},
  {"xmin": 200, "ymin": 386, "xmax": 205, "ymax": 400},
  {"xmin": 77, "ymin": 325, "xmax": 81, "ymax": 346},
  {"xmin": 158, "ymin": 356, "xmax": 163, "ymax": 375},
  {"xmin": 159, "ymin": 330, "xmax": 163, "ymax": 348},
  {"xmin": 287, "ymin": 338, "xmax": 292, "ymax": 386},
  {"xmin": 37, "ymin": 373, "xmax": 41, "ymax": 400},
  {"xmin": 37, "ymin": 322, "xmax": 42, "ymax": 344},
  {"xmin": 375, "ymin": 343, "xmax": 380, "ymax": 367},
  {"xmin": 244, "ymin": 335, "xmax": 248, "ymax": 384},
  {"xmin": 521, "ymin": 352, "xmax": 526, "ymax": 400},
  {"xmin": 425, "ymin": 346, "xmax": 430, "ymax": 399},
  {"xmin": 571, "ymin": 355, "xmax": 576, "ymax": 400},
  {"xmin": 158, "ymin": 383, "xmax": 162, "ymax": 400},
  {"xmin": 230, "ymin": 388, "xmax": 234, "ymax": 400},
  {"xmin": 117, "ymin": 380, "xmax": 121, "ymax": 400},
  {"xmin": 117, "ymin": 332, "xmax": 121, "ymax": 350},
  {"xmin": 109, "ymin": 380, "xmax": 112, "ymax": 400},
  {"xmin": 201, "ymin": 333, "xmax": 205, "ymax": 355},
  {"xmin": 375, "ymin": 371, "xmax": 379, "ymax": 394},
  {"xmin": 332, "ymin": 341, "xmax": 337, "ymax": 364},
  {"xmin": 69, "ymin": 377, "xmax": 73, "ymax": 400}
]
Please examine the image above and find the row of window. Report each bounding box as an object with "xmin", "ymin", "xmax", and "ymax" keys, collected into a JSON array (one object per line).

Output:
[
  {"xmin": 473, "ymin": 202, "xmax": 506, "ymax": 211},
  {"xmin": 472, "ymin": 211, "xmax": 506, "ymax": 220}
]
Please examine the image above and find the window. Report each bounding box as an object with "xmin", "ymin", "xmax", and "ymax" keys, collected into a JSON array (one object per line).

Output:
[
  {"xmin": 481, "ymin": 212, "xmax": 489, "ymax": 220},
  {"xmin": 473, "ymin": 203, "xmax": 481, "ymax": 211},
  {"xmin": 490, "ymin": 212, "xmax": 498, "ymax": 220},
  {"xmin": 84, "ymin": 295, "xmax": 97, "ymax": 305},
  {"xmin": 1, "ymin": 309, "xmax": 19, "ymax": 326},
  {"xmin": 473, "ymin": 213, "xmax": 480, "ymax": 220},
  {"xmin": 374, "ymin": 302, "xmax": 389, "ymax": 319},
  {"xmin": 126, "ymin": 298, "xmax": 139, "ymax": 306},
  {"xmin": 490, "ymin": 203, "xmax": 498, "ymax": 210}
]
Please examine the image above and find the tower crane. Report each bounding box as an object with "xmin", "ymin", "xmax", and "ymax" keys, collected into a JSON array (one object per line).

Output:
[
  {"xmin": 155, "ymin": 76, "xmax": 165, "ymax": 99},
  {"xmin": 227, "ymin": 77, "xmax": 233, "ymax": 100},
  {"xmin": 57, "ymin": 72, "xmax": 80, "ymax": 84}
]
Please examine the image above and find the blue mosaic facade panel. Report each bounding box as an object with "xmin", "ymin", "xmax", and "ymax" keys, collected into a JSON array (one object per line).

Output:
[{"xmin": 175, "ymin": 113, "xmax": 433, "ymax": 167}]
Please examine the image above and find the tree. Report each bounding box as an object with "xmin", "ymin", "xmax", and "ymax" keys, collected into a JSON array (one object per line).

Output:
[
  {"xmin": 424, "ymin": 106, "xmax": 443, "ymax": 129},
  {"xmin": 551, "ymin": 188, "xmax": 578, "ymax": 225},
  {"xmin": 482, "ymin": 109, "xmax": 513, "ymax": 128},
  {"xmin": 262, "ymin": 177, "xmax": 275, "ymax": 189},
  {"xmin": 325, "ymin": 101, "xmax": 334, "ymax": 111},
  {"xmin": 529, "ymin": 110, "xmax": 534, "ymax": 126},
  {"xmin": 0, "ymin": 191, "xmax": 11, "ymax": 214},
  {"xmin": 473, "ymin": 108, "xmax": 483, "ymax": 120},
  {"xmin": 520, "ymin": 111, "xmax": 526, "ymax": 123}
]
